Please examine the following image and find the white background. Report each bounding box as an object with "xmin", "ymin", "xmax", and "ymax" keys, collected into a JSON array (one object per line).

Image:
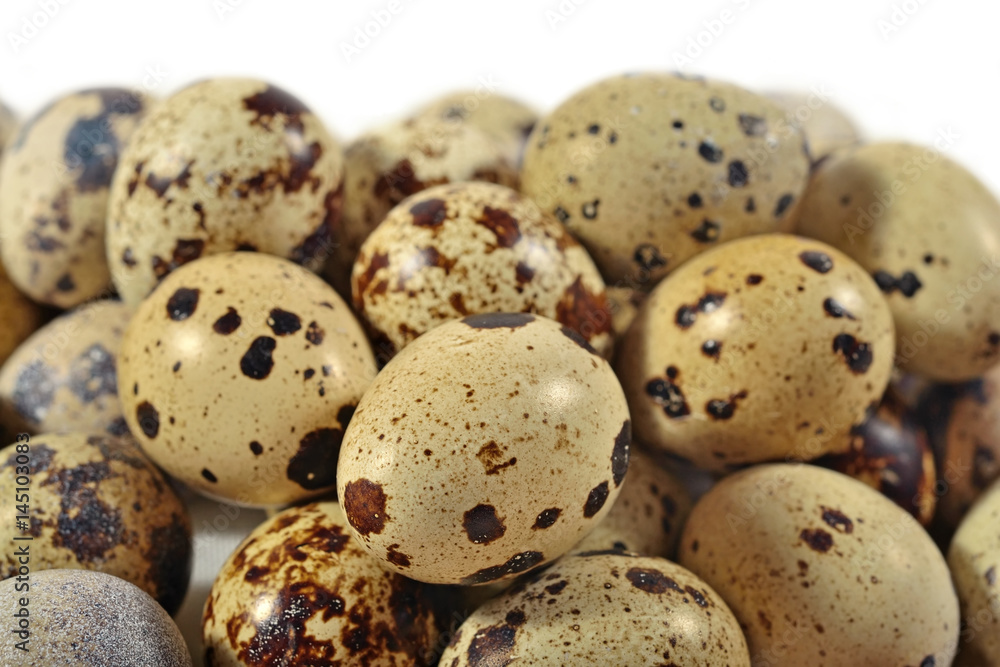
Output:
[
  {"xmin": 2, "ymin": 0, "xmax": 997, "ymax": 662},
  {"xmin": 1, "ymin": 0, "xmax": 999, "ymax": 193}
]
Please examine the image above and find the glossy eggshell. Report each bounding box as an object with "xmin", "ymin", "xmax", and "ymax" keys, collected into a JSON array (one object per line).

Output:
[
  {"xmin": 0, "ymin": 432, "xmax": 191, "ymax": 613},
  {"xmin": 795, "ymin": 142, "xmax": 1000, "ymax": 381},
  {"xmin": 202, "ymin": 501, "xmax": 441, "ymax": 666},
  {"xmin": 328, "ymin": 116, "xmax": 518, "ymax": 295},
  {"xmin": 106, "ymin": 78, "xmax": 344, "ymax": 307},
  {"xmin": 117, "ymin": 252, "xmax": 376, "ymax": 507},
  {"xmin": 948, "ymin": 479, "xmax": 1000, "ymax": 665},
  {"xmin": 920, "ymin": 368, "xmax": 1000, "ymax": 529},
  {"xmin": 0, "ymin": 300, "xmax": 131, "ymax": 436},
  {"xmin": 0, "ymin": 261, "xmax": 44, "ymax": 366},
  {"xmin": 521, "ymin": 72, "xmax": 810, "ymax": 289},
  {"xmin": 352, "ymin": 181, "xmax": 611, "ymax": 359},
  {"xmin": 439, "ymin": 551, "xmax": 749, "ymax": 666},
  {"xmin": 766, "ymin": 91, "xmax": 861, "ymax": 161},
  {"xmin": 0, "ymin": 569, "xmax": 192, "ymax": 666},
  {"xmin": 0, "ymin": 88, "xmax": 148, "ymax": 308},
  {"xmin": 571, "ymin": 448, "xmax": 692, "ymax": 559},
  {"xmin": 412, "ymin": 89, "xmax": 538, "ymax": 166},
  {"xmin": 337, "ymin": 313, "xmax": 631, "ymax": 585},
  {"xmin": 814, "ymin": 388, "xmax": 937, "ymax": 525},
  {"xmin": 616, "ymin": 233, "xmax": 895, "ymax": 471},
  {"xmin": 679, "ymin": 464, "xmax": 959, "ymax": 666}
]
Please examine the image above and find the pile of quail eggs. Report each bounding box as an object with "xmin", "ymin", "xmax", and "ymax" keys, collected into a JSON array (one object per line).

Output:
[{"xmin": 0, "ymin": 71, "xmax": 998, "ymax": 666}]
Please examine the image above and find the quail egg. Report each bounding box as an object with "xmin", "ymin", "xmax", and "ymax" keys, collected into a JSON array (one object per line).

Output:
[
  {"xmin": 521, "ymin": 72, "xmax": 811, "ymax": 289},
  {"xmin": 117, "ymin": 252, "xmax": 376, "ymax": 507},
  {"xmin": 352, "ymin": 181, "xmax": 611, "ymax": 359},
  {"xmin": 106, "ymin": 78, "xmax": 344, "ymax": 306},
  {"xmin": 337, "ymin": 312, "xmax": 631, "ymax": 585},
  {"xmin": 767, "ymin": 91, "xmax": 861, "ymax": 161},
  {"xmin": 679, "ymin": 463, "xmax": 959, "ymax": 666},
  {"xmin": 0, "ymin": 88, "xmax": 148, "ymax": 307}
]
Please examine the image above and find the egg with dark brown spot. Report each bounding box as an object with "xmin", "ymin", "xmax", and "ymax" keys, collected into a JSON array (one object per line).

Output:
[
  {"xmin": 0, "ymin": 88, "xmax": 149, "ymax": 308},
  {"xmin": 106, "ymin": 78, "xmax": 344, "ymax": 306},
  {"xmin": 440, "ymin": 551, "xmax": 748, "ymax": 665},
  {"xmin": 327, "ymin": 116, "xmax": 519, "ymax": 296},
  {"xmin": 796, "ymin": 142, "xmax": 1000, "ymax": 381},
  {"xmin": 0, "ymin": 569, "xmax": 192, "ymax": 665},
  {"xmin": 352, "ymin": 182, "xmax": 611, "ymax": 358},
  {"xmin": 617, "ymin": 233, "xmax": 895, "ymax": 471},
  {"xmin": 202, "ymin": 501, "xmax": 440, "ymax": 666},
  {"xmin": 814, "ymin": 387, "xmax": 936, "ymax": 525},
  {"xmin": 0, "ymin": 432, "xmax": 192, "ymax": 614},
  {"xmin": 571, "ymin": 448, "xmax": 692, "ymax": 559},
  {"xmin": 0, "ymin": 300, "xmax": 131, "ymax": 437},
  {"xmin": 680, "ymin": 464, "xmax": 959, "ymax": 666},
  {"xmin": 117, "ymin": 252, "xmax": 375, "ymax": 507},
  {"xmin": 337, "ymin": 313, "xmax": 630, "ymax": 585},
  {"xmin": 521, "ymin": 72, "xmax": 810, "ymax": 290}
]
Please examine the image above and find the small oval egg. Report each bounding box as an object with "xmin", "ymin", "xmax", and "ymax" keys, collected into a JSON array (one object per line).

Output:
[
  {"xmin": 440, "ymin": 551, "xmax": 749, "ymax": 666},
  {"xmin": 0, "ymin": 569, "xmax": 192, "ymax": 666},
  {"xmin": 337, "ymin": 312, "xmax": 631, "ymax": 585},
  {"xmin": 795, "ymin": 141, "xmax": 1000, "ymax": 381},
  {"xmin": 202, "ymin": 501, "xmax": 441, "ymax": 666},
  {"xmin": 0, "ymin": 432, "xmax": 192, "ymax": 613},
  {"xmin": 571, "ymin": 448, "xmax": 692, "ymax": 559},
  {"xmin": 106, "ymin": 78, "xmax": 344, "ymax": 306},
  {"xmin": 920, "ymin": 366, "xmax": 1000, "ymax": 529},
  {"xmin": 411, "ymin": 89, "xmax": 538, "ymax": 166},
  {"xmin": 0, "ymin": 300, "xmax": 131, "ymax": 436},
  {"xmin": 814, "ymin": 387, "xmax": 937, "ymax": 525},
  {"xmin": 948, "ymin": 478, "xmax": 1000, "ymax": 665},
  {"xmin": 616, "ymin": 233, "xmax": 895, "ymax": 471},
  {"xmin": 352, "ymin": 181, "xmax": 611, "ymax": 359},
  {"xmin": 328, "ymin": 116, "xmax": 518, "ymax": 294},
  {"xmin": 679, "ymin": 464, "xmax": 959, "ymax": 666},
  {"xmin": 117, "ymin": 252, "xmax": 376, "ymax": 507},
  {"xmin": 521, "ymin": 72, "xmax": 811, "ymax": 289},
  {"xmin": 0, "ymin": 88, "xmax": 149, "ymax": 307},
  {"xmin": 0, "ymin": 262, "xmax": 44, "ymax": 367},
  {"xmin": 766, "ymin": 91, "xmax": 861, "ymax": 161}
]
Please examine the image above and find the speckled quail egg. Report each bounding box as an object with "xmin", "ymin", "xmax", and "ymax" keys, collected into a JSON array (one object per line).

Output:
[
  {"xmin": 106, "ymin": 78, "xmax": 344, "ymax": 306},
  {"xmin": 616, "ymin": 233, "xmax": 895, "ymax": 471},
  {"xmin": 439, "ymin": 550, "xmax": 749, "ymax": 666},
  {"xmin": 796, "ymin": 141, "xmax": 1000, "ymax": 382},
  {"xmin": 0, "ymin": 432, "xmax": 191, "ymax": 613},
  {"xmin": 202, "ymin": 501, "xmax": 441, "ymax": 666},
  {"xmin": 337, "ymin": 312, "xmax": 631, "ymax": 585},
  {"xmin": 920, "ymin": 367, "xmax": 1000, "ymax": 529},
  {"xmin": 815, "ymin": 387, "xmax": 937, "ymax": 525},
  {"xmin": 0, "ymin": 300, "xmax": 131, "ymax": 436},
  {"xmin": 948, "ymin": 478, "xmax": 1000, "ymax": 665},
  {"xmin": 0, "ymin": 98, "xmax": 18, "ymax": 158},
  {"xmin": 520, "ymin": 72, "xmax": 811, "ymax": 289},
  {"xmin": 117, "ymin": 252, "xmax": 376, "ymax": 507},
  {"xmin": 327, "ymin": 116, "xmax": 518, "ymax": 295},
  {"xmin": 0, "ymin": 261, "xmax": 43, "ymax": 367},
  {"xmin": 411, "ymin": 89, "xmax": 538, "ymax": 166},
  {"xmin": 571, "ymin": 448, "xmax": 692, "ymax": 559},
  {"xmin": 679, "ymin": 463, "xmax": 959, "ymax": 666},
  {"xmin": 767, "ymin": 91, "xmax": 861, "ymax": 161},
  {"xmin": 352, "ymin": 181, "xmax": 612, "ymax": 360},
  {"xmin": 0, "ymin": 569, "xmax": 192, "ymax": 666},
  {"xmin": 0, "ymin": 88, "xmax": 148, "ymax": 308}
]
